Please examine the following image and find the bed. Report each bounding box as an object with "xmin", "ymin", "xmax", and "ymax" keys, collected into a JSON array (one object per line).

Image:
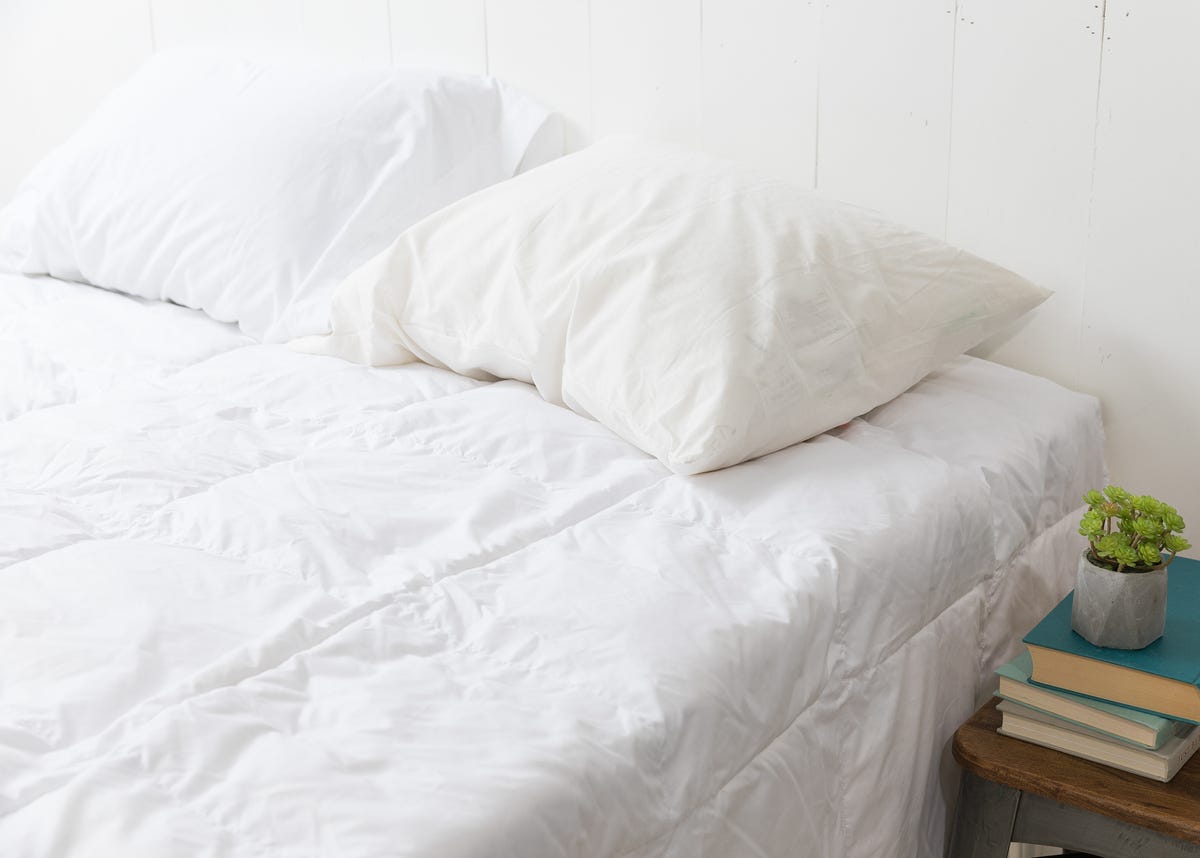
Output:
[{"xmin": 0, "ymin": 269, "xmax": 1105, "ymax": 857}]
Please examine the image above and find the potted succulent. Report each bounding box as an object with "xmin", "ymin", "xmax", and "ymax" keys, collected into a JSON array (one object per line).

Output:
[{"xmin": 1072, "ymin": 486, "xmax": 1191, "ymax": 649}]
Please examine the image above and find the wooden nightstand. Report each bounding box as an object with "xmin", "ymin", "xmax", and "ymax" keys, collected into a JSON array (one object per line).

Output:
[{"xmin": 948, "ymin": 698, "xmax": 1200, "ymax": 857}]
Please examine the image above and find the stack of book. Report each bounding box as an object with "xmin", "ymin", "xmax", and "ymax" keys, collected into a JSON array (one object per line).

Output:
[{"xmin": 995, "ymin": 555, "xmax": 1200, "ymax": 782}]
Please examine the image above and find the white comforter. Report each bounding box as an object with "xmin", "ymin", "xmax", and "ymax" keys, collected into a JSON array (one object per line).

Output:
[{"xmin": 1, "ymin": 273, "xmax": 1105, "ymax": 857}]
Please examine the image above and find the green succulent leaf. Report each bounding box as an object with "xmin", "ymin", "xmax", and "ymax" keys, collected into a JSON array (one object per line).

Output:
[
  {"xmin": 1132, "ymin": 495, "xmax": 1164, "ymax": 516},
  {"xmin": 1165, "ymin": 511, "xmax": 1187, "ymax": 532},
  {"xmin": 1084, "ymin": 489, "xmax": 1105, "ymax": 507},
  {"xmin": 1164, "ymin": 533, "xmax": 1192, "ymax": 553},
  {"xmin": 1095, "ymin": 532, "xmax": 1129, "ymax": 558},
  {"xmin": 1132, "ymin": 516, "xmax": 1164, "ymax": 539},
  {"xmin": 1078, "ymin": 510, "xmax": 1106, "ymax": 538},
  {"xmin": 1104, "ymin": 485, "xmax": 1132, "ymax": 505},
  {"xmin": 1138, "ymin": 542, "xmax": 1163, "ymax": 566}
]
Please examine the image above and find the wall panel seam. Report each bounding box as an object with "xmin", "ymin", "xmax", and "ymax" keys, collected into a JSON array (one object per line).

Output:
[
  {"xmin": 942, "ymin": 0, "xmax": 961, "ymax": 241},
  {"xmin": 586, "ymin": 0, "xmax": 594, "ymax": 140},
  {"xmin": 146, "ymin": 0, "xmax": 158, "ymax": 52},
  {"xmin": 812, "ymin": 0, "xmax": 824, "ymax": 188},
  {"xmin": 384, "ymin": 0, "xmax": 394, "ymax": 65},
  {"xmin": 483, "ymin": 0, "xmax": 491, "ymax": 75},
  {"xmin": 1076, "ymin": 0, "xmax": 1110, "ymax": 391}
]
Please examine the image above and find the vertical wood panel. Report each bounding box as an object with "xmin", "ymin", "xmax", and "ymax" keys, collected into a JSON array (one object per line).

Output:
[
  {"xmin": 389, "ymin": 0, "xmax": 486, "ymax": 73},
  {"xmin": 151, "ymin": 0, "xmax": 390, "ymax": 66},
  {"xmin": 700, "ymin": 0, "xmax": 821, "ymax": 185},
  {"xmin": 817, "ymin": 0, "xmax": 956, "ymax": 235},
  {"xmin": 1081, "ymin": 0, "xmax": 1200, "ymax": 529},
  {"xmin": 590, "ymin": 0, "xmax": 702, "ymax": 145},
  {"xmin": 0, "ymin": 0, "xmax": 153, "ymax": 205},
  {"xmin": 486, "ymin": 0, "xmax": 590, "ymax": 149},
  {"xmin": 948, "ymin": 0, "xmax": 1103, "ymax": 389}
]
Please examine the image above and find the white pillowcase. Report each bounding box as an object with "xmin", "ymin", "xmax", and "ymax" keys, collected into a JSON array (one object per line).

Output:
[
  {"xmin": 0, "ymin": 49, "xmax": 559, "ymax": 342},
  {"xmin": 296, "ymin": 137, "xmax": 1050, "ymax": 474}
]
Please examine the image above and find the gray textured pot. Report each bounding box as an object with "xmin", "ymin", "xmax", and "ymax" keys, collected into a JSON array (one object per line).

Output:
[{"xmin": 1070, "ymin": 552, "xmax": 1167, "ymax": 650}]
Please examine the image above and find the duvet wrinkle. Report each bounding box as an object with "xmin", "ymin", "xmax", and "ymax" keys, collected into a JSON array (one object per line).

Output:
[
  {"xmin": 612, "ymin": 646, "xmax": 835, "ymax": 858},
  {"xmin": 0, "ymin": 474, "xmax": 671, "ymax": 809},
  {"xmin": 0, "ymin": 593, "xmax": 397, "ymax": 816},
  {"xmin": 14, "ymin": 390, "xmax": 536, "ymax": 556}
]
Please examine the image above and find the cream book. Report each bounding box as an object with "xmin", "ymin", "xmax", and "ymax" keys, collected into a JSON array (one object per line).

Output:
[{"xmin": 998, "ymin": 700, "xmax": 1200, "ymax": 782}]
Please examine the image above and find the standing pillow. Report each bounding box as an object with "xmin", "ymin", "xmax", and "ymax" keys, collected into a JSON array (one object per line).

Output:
[
  {"xmin": 0, "ymin": 49, "xmax": 559, "ymax": 342},
  {"xmin": 295, "ymin": 136, "xmax": 1050, "ymax": 474}
]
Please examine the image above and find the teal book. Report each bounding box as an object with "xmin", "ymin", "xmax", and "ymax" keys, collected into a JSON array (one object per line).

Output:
[{"xmin": 1023, "ymin": 555, "xmax": 1200, "ymax": 724}]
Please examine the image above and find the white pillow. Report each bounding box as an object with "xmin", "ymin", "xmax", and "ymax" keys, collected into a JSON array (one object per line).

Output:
[
  {"xmin": 0, "ymin": 49, "xmax": 559, "ymax": 342},
  {"xmin": 295, "ymin": 137, "xmax": 1049, "ymax": 474}
]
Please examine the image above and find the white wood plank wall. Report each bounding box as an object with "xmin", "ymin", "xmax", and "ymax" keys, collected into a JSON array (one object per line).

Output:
[{"xmin": 1, "ymin": 0, "xmax": 1197, "ymax": 542}]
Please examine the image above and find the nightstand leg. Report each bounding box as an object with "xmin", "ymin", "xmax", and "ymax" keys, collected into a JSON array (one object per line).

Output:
[{"xmin": 948, "ymin": 771, "xmax": 1020, "ymax": 858}]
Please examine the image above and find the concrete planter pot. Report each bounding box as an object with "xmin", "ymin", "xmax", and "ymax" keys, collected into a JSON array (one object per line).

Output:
[{"xmin": 1070, "ymin": 551, "xmax": 1168, "ymax": 650}]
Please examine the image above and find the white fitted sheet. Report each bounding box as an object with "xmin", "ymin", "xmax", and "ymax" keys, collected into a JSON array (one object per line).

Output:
[{"xmin": 0, "ymin": 273, "xmax": 1106, "ymax": 857}]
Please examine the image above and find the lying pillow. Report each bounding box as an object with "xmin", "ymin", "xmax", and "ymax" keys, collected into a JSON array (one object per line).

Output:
[
  {"xmin": 0, "ymin": 48, "xmax": 559, "ymax": 342},
  {"xmin": 295, "ymin": 136, "xmax": 1049, "ymax": 474}
]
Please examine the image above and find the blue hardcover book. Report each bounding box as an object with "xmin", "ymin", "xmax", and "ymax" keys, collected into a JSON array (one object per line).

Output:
[{"xmin": 1023, "ymin": 555, "xmax": 1200, "ymax": 723}]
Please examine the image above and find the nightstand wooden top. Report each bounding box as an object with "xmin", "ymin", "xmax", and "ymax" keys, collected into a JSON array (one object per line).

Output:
[{"xmin": 953, "ymin": 697, "xmax": 1200, "ymax": 844}]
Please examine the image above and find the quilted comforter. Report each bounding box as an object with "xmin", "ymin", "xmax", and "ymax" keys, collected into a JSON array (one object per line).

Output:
[{"xmin": 1, "ymin": 273, "xmax": 1105, "ymax": 857}]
